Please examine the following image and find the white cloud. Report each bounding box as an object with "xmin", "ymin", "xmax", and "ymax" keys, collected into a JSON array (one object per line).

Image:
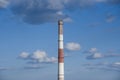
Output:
[
  {"xmin": 92, "ymin": 53, "xmax": 103, "ymax": 58},
  {"xmin": 87, "ymin": 53, "xmax": 104, "ymax": 59},
  {"xmin": 85, "ymin": 48, "xmax": 120, "ymax": 60},
  {"xmin": 89, "ymin": 48, "xmax": 97, "ymax": 53},
  {"xmin": 63, "ymin": 17, "xmax": 73, "ymax": 22},
  {"xmin": 84, "ymin": 47, "xmax": 97, "ymax": 54},
  {"xmin": 65, "ymin": 42, "xmax": 81, "ymax": 51},
  {"xmin": 31, "ymin": 50, "xmax": 57, "ymax": 63},
  {"xmin": 46, "ymin": 57, "xmax": 57, "ymax": 63},
  {"xmin": 87, "ymin": 53, "xmax": 120, "ymax": 59},
  {"xmin": 19, "ymin": 52, "xmax": 29, "ymax": 59},
  {"xmin": 56, "ymin": 11, "xmax": 64, "ymax": 15},
  {"xmin": 0, "ymin": 0, "xmax": 9, "ymax": 8},
  {"xmin": 19, "ymin": 50, "xmax": 57, "ymax": 63},
  {"xmin": 114, "ymin": 62, "xmax": 120, "ymax": 65},
  {"xmin": 31, "ymin": 50, "xmax": 47, "ymax": 60}
]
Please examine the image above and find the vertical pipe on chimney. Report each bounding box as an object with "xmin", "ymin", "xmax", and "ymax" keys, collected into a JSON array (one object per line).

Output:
[{"xmin": 58, "ymin": 20, "xmax": 64, "ymax": 80}]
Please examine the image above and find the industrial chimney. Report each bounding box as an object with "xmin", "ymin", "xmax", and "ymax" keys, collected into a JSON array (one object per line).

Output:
[{"xmin": 58, "ymin": 20, "xmax": 64, "ymax": 80}]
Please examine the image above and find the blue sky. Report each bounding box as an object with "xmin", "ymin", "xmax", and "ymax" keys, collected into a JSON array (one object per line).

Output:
[{"xmin": 0, "ymin": 0, "xmax": 120, "ymax": 80}]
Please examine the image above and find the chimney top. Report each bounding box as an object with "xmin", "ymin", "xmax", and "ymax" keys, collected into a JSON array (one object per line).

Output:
[{"xmin": 58, "ymin": 20, "xmax": 63, "ymax": 25}]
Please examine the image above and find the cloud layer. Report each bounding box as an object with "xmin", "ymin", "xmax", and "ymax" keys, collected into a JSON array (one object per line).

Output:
[
  {"xmin": 10, "ymin": 0, "xmax": 71, "ymax": 24},
  {"xmin": 0, "ymin": 0, "xmax": 120, "ymax": 24}
]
